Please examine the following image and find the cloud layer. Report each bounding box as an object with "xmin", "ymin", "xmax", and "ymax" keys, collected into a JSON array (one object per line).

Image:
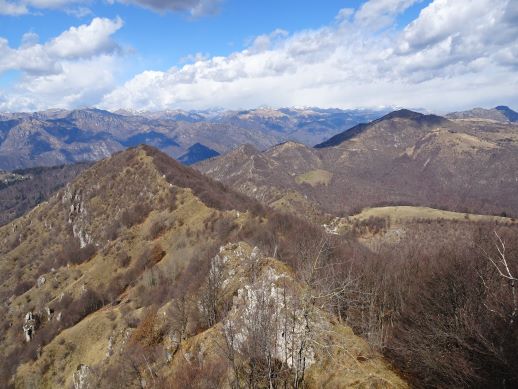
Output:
[
  {"xmin": 100, "ymin": 0, "xmax": 518, "ymax": 112},
  {"xmin": 1, "ymin": 0, "xmax": 517, "ymax": 112},
  {"xmin": 0, "ymin": 17, "xmax": 123, "ymax": 111}
]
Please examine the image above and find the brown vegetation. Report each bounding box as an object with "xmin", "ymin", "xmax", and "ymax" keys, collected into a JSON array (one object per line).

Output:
[{"xmin": 2, "ymin": 146, "xmax": 517, "ymax": 388}]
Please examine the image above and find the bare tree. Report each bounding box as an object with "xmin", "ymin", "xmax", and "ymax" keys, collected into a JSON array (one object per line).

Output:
[
  {"xmin": 200, "ymin": 255, "xmax": 225, "ymax": 328},
  {"xmin": 482, "ymin": 231, "xmax": 517, "ymax": 328}
]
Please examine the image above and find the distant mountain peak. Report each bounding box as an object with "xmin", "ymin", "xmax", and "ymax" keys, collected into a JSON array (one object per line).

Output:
[
  {"xmin": 315, "ymin": 109, "xmax": 447, "ymax": 148},
  {"xmin": 269, "ymin": 140, "xmax": 307, "ymax": 151},
  {"xmin": 177, "ymin": 143, "xmax": 220, "ymax": 165},
  {"xmin": 382, "ymin": 109, "xmax": 424, "ymax": 120},
  {"xmin": 447, "ymin": 106, "xmax": 518, "ymax": 123},
  {"xmin": 495, "ymin": 105, "xmax": 518, "ymax": 122}
]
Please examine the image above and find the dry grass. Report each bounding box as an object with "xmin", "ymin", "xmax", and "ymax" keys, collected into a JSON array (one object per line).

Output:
[
  {"xmin": 295, "ymin": 169, "xmax": 333, "ymax": 187},
  {"xmin": 351, "ymin": 206, "xmax": 517, "ymax": 224}
]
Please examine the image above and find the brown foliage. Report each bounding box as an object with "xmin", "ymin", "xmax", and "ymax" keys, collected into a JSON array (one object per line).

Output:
[
  {"xmin": 327, "ymin": 223, "xmax": 518, "ymax": 388},
  {"xmin": 130, "ymin": 307, "xmax": 162, "ymax": 348},
  {"xmin": 55, "ymin": 240, "xmax": 97, "ymax": 266},
  {"xmin": 168, "ymin": 355, "xmax": 227, "ymax": 389},
  {"xmin": 146, "ymin": 218, "xmax": 167, "ymax": 240},
  {"xmin": 120, "ymin": 203, "xmax": 152, "ymax": 228},
  {"xmin": 116, "ymin": 251, "xmax": 131, "ymax": 268}
]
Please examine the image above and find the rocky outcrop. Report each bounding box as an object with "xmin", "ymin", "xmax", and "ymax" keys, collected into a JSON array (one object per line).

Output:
[
  {"xmin": 184, "ymin": 242, "xmax": 408, "ymax": 388},
  {"xmin": 37, "ymin": 275, "xmax": 46, "ymax": 288},
  {"xmin": 73, "ymin": 364, "xmax": 93, "ymax": 389},
  {"xmin": 63, "ymin": 186, "xmax": 92, "ymax": 248},
  {"xmin": 45, "ymin": 307, "xmax": 53, "ymax": 321},
  {"xmin": 22, "ymin": 312, "xmax": 37, "ymax": 342}
]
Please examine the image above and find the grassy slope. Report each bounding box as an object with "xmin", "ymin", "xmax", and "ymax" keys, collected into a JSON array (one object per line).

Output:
[
  {"xmin": 1, "ymin": 146, "xmax": 407, "ymax": 388},
  {"xmin": 295, "ymin": 169, "xmax": 333, "ymax": 187},
  {"xmin": 351, "ymin": 206, "xmax": 517, "ymax": 223}
]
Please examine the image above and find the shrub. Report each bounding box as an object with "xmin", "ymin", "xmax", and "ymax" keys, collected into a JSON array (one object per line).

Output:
[
  {"xmin": 116, "ymin": 251, "xmax": 131, "ymax": 268},
  {"xmin": 120, "ymin": 203, "xmax": 152, "ymax": 228},
  {"xmin": 145, "ymin": 217, "xmax": 167, "ymax": 240},
  {"xmin": 55, "ymin": 240, "xmax": 97, "ymax": 266},
  {"xmin": 169, "ymin": 356, "xmax": 227, "ymax": 389},
  {"xmin": 13, "ymin": 280, "xmax": 32, "ymax": 296},
  {"xmin": 130, "ymin": 307, "xmax": 162, "ymax": 347}
]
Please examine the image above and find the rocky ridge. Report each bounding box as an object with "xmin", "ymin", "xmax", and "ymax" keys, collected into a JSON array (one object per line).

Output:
[{"xmin": 0, "ymin": 146, "xmax": 406, "ymax": 388}]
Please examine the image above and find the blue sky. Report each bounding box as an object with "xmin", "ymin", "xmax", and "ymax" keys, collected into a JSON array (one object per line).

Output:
[
  {"xmin": 0, "ymin": 1, "xmax": 429, "ymax": 72},
  {"xmin": 0, "ymin": 0, "xmax": 516, "ymax": 112}
]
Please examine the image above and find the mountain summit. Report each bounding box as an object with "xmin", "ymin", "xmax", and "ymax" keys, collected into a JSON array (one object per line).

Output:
[{"xmin": 315, "ymin": 109, "xmax": 448, "ymax": 148}]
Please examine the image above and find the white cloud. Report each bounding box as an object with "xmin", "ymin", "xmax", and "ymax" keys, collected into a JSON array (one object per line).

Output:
[
  {"xmin": 65, "ymin": 6, "xmax": 93, "ymax": 18},
  {"xmin": 0, "ymin": 17, "xmax": 124, "ymax": 111},
  {"xmin": 354, "ymin": 0, "xmax": 421, "ymax": 30},
  {"xmin": 390, "ymin": 0, "xmax": 518, "ymax": 82},
  {"xmin": 0, "ymin": 17, "xmax": 123, "ymax": 75},
  {"xmin": 398, "ymin": 0, "xmax": 517, "ymax": 58},
  {"xmin": 2, "ymin": 55, "xmax": 121, "ymax": 111},
  {"xmin": 46, "ymin": 17, "xmax": 123, "ymax": 59},
  {"xmin": 100, "ymin": 0, "xmax": 518, "ymax": 112},
  {"xmin": 0, "ymin": 0, "xmax": 27, "ymax": 15},
  {"xmin": 0, "ymin": 0, "xmax": 83, "ymax": 14}
]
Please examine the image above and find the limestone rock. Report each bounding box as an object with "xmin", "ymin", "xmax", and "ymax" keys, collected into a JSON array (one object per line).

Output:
[
  {"xmin": 73, "ymin": 364, "xmax": 93, "ymax": 389},
  {"xmin": 22, "ymin": 312, "xmax": 37, "ymax": 342},
  {"xmin": 37, "ymin": 275, "xmax": 46, "ymax": 288}
]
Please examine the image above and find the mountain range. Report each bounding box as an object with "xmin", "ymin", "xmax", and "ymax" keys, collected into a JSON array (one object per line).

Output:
[
  {"xmin": 446, "ymin": 105, "xmax": 518, "ymax": 122},
  {"xmin": 198, "ymin": 108, "xmax": 518, "ymax": 219},
  {"xmin": 1, "ymin": 105, "xmax": 518, "ymax": 388},
  {"xmin": 0, "ymin": 107, "xmax": 388, "ymax": 170}
]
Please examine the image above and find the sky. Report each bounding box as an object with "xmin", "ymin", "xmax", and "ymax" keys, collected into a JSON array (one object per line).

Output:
[{"xmin": 0, "ymin": 0, "xmax": 516, "ymax": 113}]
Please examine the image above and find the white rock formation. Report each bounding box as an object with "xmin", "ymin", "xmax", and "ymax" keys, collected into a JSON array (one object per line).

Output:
[{"xmin": 22, "ymin": 312, "xmax": 37, "ymax": 342}]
